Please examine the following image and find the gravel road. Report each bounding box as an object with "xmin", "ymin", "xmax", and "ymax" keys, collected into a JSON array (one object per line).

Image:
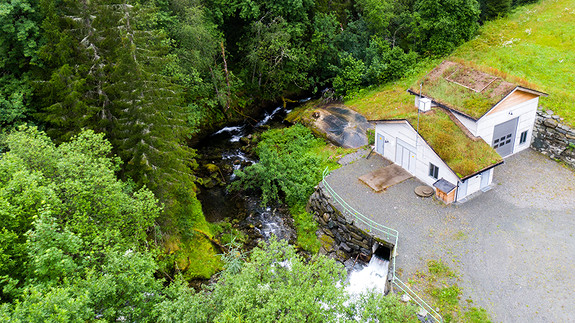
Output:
[{"xmin": 325, "ymin": 149, "xmax": 575, "ymax": 322}]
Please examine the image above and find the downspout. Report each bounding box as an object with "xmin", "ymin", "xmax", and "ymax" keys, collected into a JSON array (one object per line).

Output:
[{"xmin": 455, "ymin": 181, "xmax": 460, "ymax": 203}]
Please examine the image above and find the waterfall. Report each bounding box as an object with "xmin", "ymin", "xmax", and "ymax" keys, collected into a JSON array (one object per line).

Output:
[{"xmin": 346, "ymin": 255, "xmax": 390, "ymax": 295}]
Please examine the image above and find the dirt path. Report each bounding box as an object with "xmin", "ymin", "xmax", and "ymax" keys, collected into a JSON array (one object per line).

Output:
[{"xmin": 325, "ymin": 149, "xmax": 575, "ymax": 322}]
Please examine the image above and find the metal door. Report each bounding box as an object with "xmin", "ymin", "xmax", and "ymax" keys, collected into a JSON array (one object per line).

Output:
[
  {"xmin": 377, "ymin": 134, "xmax": 385, "ymax": 155},
  {"xmin": 396, "ymin": 142, "xmax": 416, "ymax": 174},
  {"xmin": 492, "ymin": 117, "xmax": 519, "ymax": 157}
]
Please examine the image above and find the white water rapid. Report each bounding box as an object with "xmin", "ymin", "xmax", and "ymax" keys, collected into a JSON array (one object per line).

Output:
[{"xmin": 346, "ymin": 255, "xmax": 390, "ymax": 296}]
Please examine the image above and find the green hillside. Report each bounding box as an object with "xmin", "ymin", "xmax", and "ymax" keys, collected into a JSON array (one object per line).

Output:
[
  {"xmin": 348, "ymin": 0, "xmax": 575, "ymax": 127},
  {"xmin": 452, "ymin": 0, "xmax": 575, "ymax": 125}
]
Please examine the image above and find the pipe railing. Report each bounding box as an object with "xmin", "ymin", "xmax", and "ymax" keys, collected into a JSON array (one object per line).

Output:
[{"xmin": 321, "ymin": 167, "xmax": 443, "ymax": 323}]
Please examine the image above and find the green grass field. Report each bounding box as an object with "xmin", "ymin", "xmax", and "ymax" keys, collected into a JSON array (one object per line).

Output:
[
  {"xmin": 347, "ymin": 0, "xmax": 575, "ymax": 126},
  {"xmin": 452, "ymin": 0, "xmax": 575, "ymax": 125}
]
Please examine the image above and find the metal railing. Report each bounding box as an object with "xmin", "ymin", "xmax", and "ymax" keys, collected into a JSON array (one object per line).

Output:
[
  {"xmin": 322, "ymin": 167, "xmax": 399, "ymax": 245},
  {"xmin": 393, "ymin": 277, "xmax": 443, "ymax": 323},
  {"xmin": 321, "ymin": 167, "xmax": 443, "ymax": 323}
]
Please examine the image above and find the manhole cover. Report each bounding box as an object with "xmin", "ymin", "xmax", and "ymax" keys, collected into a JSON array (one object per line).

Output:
[{"xmin": 415, "ymin": 186, "xmax": 434, "ymax": 197}]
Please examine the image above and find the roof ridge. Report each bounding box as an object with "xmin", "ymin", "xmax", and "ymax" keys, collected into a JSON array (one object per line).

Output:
[{"xmin": 441, "ymin": 108, "xmax": 482, "ymax": 142}]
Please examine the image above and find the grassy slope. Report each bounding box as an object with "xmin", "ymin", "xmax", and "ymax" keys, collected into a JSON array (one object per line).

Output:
[{"xmin": 451, "ymin": 0, "xmax": 575, "ymax": 125}]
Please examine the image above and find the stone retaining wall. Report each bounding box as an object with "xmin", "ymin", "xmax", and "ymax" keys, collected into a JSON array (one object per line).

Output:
[
  {"xmin": 307, "ymin": 183, "xmax": 394, "ymax": 261},
  {"xmin": 532, "ymin": 108, "xmax": 575, "ymax": 168}
]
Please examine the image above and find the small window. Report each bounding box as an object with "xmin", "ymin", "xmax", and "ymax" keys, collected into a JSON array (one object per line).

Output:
[
  {"xmin": 519, "ymin": 130, "xmax": 528, "ymax": 144},
  {"xmin": 429, "ymin": 163, "xmax": 439, "ymax": 179}
]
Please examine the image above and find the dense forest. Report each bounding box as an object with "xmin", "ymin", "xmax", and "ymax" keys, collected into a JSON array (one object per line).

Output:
[{"xmin": 1, "ymin": 0, "xmax": 539, "ymax": 320}]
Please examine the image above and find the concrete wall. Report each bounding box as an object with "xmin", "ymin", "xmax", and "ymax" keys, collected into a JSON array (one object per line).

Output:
[{"xmin": 531, "ymin": 108, "xmax": 575, "ymax": 168}]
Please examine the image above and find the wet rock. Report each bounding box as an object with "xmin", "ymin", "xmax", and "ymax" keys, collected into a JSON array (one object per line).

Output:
[
  {"xmin": 204, "ymin": 163, "xmax": 220, "ymax": 173},
  {"xmin": 202, "ymin": 178, "xmax": 215, "ymax": 189},
  {"xmin": 239, "ymin": 136, "xmax": 250, "ymax": 145},
  {"xmin": 309, "ymin": 106, "xmax": 372, "ymax": 148},
  {"xmin": 343, "ymin": 258, "xmax": 355, "ymax": 269},
  {"xmin": 339, "ymin": 242, "xmax": 351, "ymax": 253}
]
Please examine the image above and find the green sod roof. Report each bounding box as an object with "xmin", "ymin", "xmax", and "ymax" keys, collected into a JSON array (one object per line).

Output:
[
  {"xmin": 408, "ymin": 61, "xmax": 518, "ymax": 120},
  {"xmin": 371, "ymin": 105, "xmax": 503, "ymax": 179}
]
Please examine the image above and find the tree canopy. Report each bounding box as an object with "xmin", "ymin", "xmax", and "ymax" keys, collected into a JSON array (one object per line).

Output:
[{"xmin": 0, "ymin": 126, "xmax": 160, "ymax": 301}]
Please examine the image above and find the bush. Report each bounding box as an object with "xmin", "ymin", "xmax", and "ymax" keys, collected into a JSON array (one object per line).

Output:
[{"xmin": 231, "ymin": 124, "xmax": 324, "ymax": 207}]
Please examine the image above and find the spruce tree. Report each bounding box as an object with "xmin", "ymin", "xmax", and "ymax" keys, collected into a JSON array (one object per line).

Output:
[{"xmin": 36, "ymin": 0, "xmax": 207, "ymax": 235}]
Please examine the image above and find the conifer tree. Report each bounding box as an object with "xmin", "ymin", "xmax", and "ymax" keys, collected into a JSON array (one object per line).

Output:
[{"xmin": 36, "ymin": 0, "xmax": 206, "ymax": 234}]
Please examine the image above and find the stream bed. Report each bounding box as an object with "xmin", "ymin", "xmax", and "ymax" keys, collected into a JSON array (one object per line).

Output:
[
  {"xmin": 195, "ymin": 103, "xmax": 297, "ymax": 248},
  {"xmin": 195, "ymin": 100, "xmax": 390, "ymax": 295}
]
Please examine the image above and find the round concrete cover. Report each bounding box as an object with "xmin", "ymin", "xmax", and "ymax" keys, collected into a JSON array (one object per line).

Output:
[{"xmin": 415, "ymin": 186, "xmax": 434, "ymax": 197}]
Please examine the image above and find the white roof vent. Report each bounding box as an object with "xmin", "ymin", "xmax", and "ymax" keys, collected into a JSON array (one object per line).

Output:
[{"xmin": 418, "ymin": 98, "xmax": 432, "ymax": 112}]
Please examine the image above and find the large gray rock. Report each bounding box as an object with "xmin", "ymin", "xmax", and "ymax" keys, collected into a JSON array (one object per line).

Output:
[{"xmin": 311, "ymin": 106, "xmax": 372, "ymax": 148}]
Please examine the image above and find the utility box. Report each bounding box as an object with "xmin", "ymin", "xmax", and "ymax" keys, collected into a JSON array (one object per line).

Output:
[{"xmin": 417, "ymin": 97, "xmax": 432, "ymax": 112}]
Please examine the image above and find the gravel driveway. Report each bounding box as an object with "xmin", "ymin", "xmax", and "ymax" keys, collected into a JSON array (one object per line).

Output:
[{"xmin": 325, "ymin": 149, "xmax": 575, "ymax": 322}]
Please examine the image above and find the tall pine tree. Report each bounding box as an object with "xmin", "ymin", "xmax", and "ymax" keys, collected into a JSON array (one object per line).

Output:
[{"xmin": 36, "ymin": 0, "xmax": 211, "ymax": 255}]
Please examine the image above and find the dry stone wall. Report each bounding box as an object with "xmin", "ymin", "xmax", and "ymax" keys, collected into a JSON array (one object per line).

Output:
[
  {"xmin": 532, "ymin": 108, "xmax": 575, "ymax": 168},
  {"xmin": 307, "ymin": 183, "xmax": 394, "ymax": 261}
]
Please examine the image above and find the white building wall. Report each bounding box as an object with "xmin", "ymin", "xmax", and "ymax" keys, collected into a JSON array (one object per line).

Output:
[
  {"xmin": 476, "ymin": 97, "xmax": 539, "ymax": 156},
  {"xmin": 375, "ymin": 121, "xmax": 502, "ymax": 202},
  {"xmin": 374, "ymin": 122, "xmax": 459, "ymax": 189},
  {"xmin": 459, "ymin": 167, "xmax": 495, "ymax": 198},
  {"xmin": 453, "ymin": 113, "xmax": 478, "ymax": 136}
]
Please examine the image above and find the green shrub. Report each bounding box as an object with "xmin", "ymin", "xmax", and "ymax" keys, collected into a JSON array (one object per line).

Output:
[
  {"xmin": 231, "ymin": 124, "xmax": 331, "ymax": 252},
  {"xmin": 231, "ymin": 124, "xmax": 324, "ymax": 207},
  {"xmin": 291, "ymin": 204, "xmax": 321, "ymax": 253}
]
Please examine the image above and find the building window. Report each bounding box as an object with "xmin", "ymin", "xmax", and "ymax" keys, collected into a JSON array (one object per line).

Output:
[
  {"xmin": 519, "ymin": 130, "xmax": 528, "ymax": 144},
  {"xmin": 429, "ymin": 163, "xmax": 439, "ymax": 179}
]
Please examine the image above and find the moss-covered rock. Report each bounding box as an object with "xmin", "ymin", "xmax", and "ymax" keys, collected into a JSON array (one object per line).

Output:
[{"xmin": 204, "ymin": 163, "xmax": 220, "ymax": 173}]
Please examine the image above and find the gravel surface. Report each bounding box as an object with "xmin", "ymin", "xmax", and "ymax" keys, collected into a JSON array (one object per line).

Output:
[{"xmin": 325, "ymin": 149, "xmax": 575, "ymax": 322}]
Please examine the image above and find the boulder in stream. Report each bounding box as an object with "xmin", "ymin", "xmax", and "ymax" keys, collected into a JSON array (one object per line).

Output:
[{"xmin": 308, "ymin": 106, "xmax": 372, "ymax": 148}]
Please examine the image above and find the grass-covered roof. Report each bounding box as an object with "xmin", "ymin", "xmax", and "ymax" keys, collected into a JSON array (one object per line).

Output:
[
  {"xmin": 374, "ymin": 108, "xmax": 502, "ymax": 179},
  {"xmin": 289, "ymin": 62, "xmax": 504, "ymax": 178},
  {"xmin": 450, "ymin": 0, "xmax": 575, "ymax": 127},
  {"xmin": 344, "ymin": 77, "xmax": 503, "ymax": 179},
  {"xmin": 408, "ymin": 61, "xmax": 518, "ymax": 119}
]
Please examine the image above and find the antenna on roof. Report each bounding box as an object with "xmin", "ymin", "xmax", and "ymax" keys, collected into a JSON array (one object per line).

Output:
[{"xmin": 416, "ymin": 82, "xmax": 423, "ymax": 148}]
